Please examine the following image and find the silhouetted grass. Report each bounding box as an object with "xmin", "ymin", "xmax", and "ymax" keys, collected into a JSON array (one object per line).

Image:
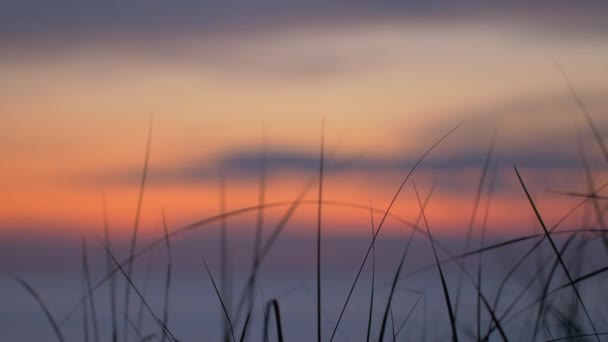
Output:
[
  {"xmin": 51, "ymin": 195, "xmax": 608, "ymax": 341},
  {"xmin": 161, "ymin": 208, "xmax": 173, "ymax": 342},
  {"xmin": 99, "ymin": 237, "xmax": 178, "ymax": 342},
  {"xmin": 124, "ymin": 312, "xmax": 145, "ymax": 341},
  {"xmin": 316, "ymin": 121, "xmax": 325, "ymax": 342},
  {"xmin": 10, "ymin": 115, "xmax": 608, "ymax": 342},
  {"xmin": 263, "ymin": 299, "xmax": 284, "ymax": 342},
  {"xmin": 124, "ymin": 117, "xmax": 153, "ymax": 342},
  {"xmin": 454, "ymin": 129, "xmax": 497, "ymax": 322},
  {"xmin": 376, "ymin": 175, "xmax": 441, "ymax": 342},
  {"xmin": 238, "ymin": 289, "xmax": 256, "ymax": 342},
  {"xmin": 135, "ymin": 236, "xmax": 156, "ymax": 335},
  {"xmin": 366, "ymin": 198, "xmax": 376, "ymax": 342},
  {"xmin": 101, "ymin": 194, "xmax": 118, "ymax": 342},
  {"xmin": 514, "ymin": 165, "xmax": 600, "ymax": 341},
  {"xmin": 241, "ymin": 127, "xmax": 267, "ymax": 340},
  {"xmin": 81, "ymin": 238, "xmax": 100, "ymax": 342},
  {"xmin": 1, "ymin": 270, "xmax": 66, "ymax": 342},
  {"xmin": 394, "ymin": 294, "xmax": 422, "ymax": 338},
  {"xmin": 328, "ymin": 122, "xmax": 463, "ymax": 342},
  {"xmin": 477, "ymin": 155, "xmax": 499, "ymax": 340},
  {"xmin": 413, "ymin": 183, "xmax": 458, "ymax": 342},
  {"xmin": 203, "ymin": 256, "xmax": 236, "ymax": 342},
  {"xmin": 218, "ymin": 169, "xmax": 233, "ymax": 342},
  {"xmin": 82, "ymin": 254, "xmax": 90, "ymax": 342}
]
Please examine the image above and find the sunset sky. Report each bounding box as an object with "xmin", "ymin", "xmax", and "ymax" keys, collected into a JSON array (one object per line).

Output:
[
  {"xmin": 1, "ymin": 0, "xmax": 607, "ymax": 238},
  {"xmin": 3, "ymin": 3, "xmax": 608, "ymax": 342}
]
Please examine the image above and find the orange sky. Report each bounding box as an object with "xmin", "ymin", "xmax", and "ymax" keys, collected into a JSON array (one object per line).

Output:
[{"xmin": 1, "ymin": 15, "xmax": 607, "ymax": 238}]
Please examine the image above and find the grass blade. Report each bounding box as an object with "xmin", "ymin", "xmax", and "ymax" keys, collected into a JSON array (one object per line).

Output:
[
  {"xmin": 394, "ymin": 295, "xmax": 422, "ymax": 338},
  {"xmin": 238, "ymin": 290, "xmax": 257, "ymax": 342},
  {"xmin": 82, "ymin": 239, "xmax": 100, "ymax": 342},
  {"xmin": 377, "ymin": 176, "xmax": 439, "ymax": 342},
  {"xmin": 240, "ymin": 126, "xmax": 268, "ymax": 336},
  {"xmin": 135, "ymin": 235, "xmax": 157, "ymax": 334},
  {"xmin": 101, "ymin": 194, "xmax": 118, "ymax": 342},
  {"xmin": 366, "ymin": 198, "xmax": 376, "ymax": 342},
  {"xmin": 263, "ymin": 299, "xmax": 285, "ymax": 342},
  {"xmin": 219, "ymin": 170, "xmax": 233, "ymax": 342},
  {"xmin": 513, "ymin": 165, "xmax": 600, "ymax": 341},
  {"xmin": 202, "ymin": 256, "xmax": 236, "ymax": 342},
  {"xmin": 477, "ymin": 157, "xmax": 499, "ymax": 340},
  {"xmin": 161, "ymin": 208, "xmax": 173, "ymax": 342},
  {"xmin": 377, "ymin": 228, "xmax": 414, "ymax": 342},
  {"xmin": 328, "ymin": 122, "xmax": 462, "ymax": 342},
  {"xmin": 99, "ymin": 236, "xmax": 178, "ymax": 342},
  {"xmin": 124, "ymin": 116, "xmax": 153, "ymax": 342},
  {"xmin": 454, "ymin": 130, "xmax": 497, "ymax": 321},
  {"xmin": 548, "ymin": 332, "xmax": 608, "ymax": 341},
  {"xmin": 1, "ymin": 271, "xmax": 65, "ymax": 342},
  {"xmin": 413, "ymin": 183, "xmax": 458, "ymax": 342},
  {"xmin": 316, "ymin": 121, "xmax": 325, "ymax": 342},
  {"xmin": 82, "ymin": 251, "xmax": 90, "ymax": 342},
  {"xmin": 530, "ymin": 232, "xmax": 579, "ymax": 341},
  {"xmin": 124, "ymin": 311, "xmax": 145, "ymax": 341}
]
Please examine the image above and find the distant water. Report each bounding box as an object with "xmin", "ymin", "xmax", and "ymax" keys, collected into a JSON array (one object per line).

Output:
[{"xmin": 1, "ymin": 232, "xmax": 606, "ymax": 341}]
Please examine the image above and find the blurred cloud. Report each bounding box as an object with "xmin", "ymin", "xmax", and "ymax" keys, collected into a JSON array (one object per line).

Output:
[
  {"xmin": 83, "ymin": 140, "xmax": 607, "ymax": 187},
  {"xmin": 1, "ymin": 0, "xmax": 607, "ymax": 52},
  {"xmin": 70, "ymin": 86, "xmax": 608, "ymax": 187}
]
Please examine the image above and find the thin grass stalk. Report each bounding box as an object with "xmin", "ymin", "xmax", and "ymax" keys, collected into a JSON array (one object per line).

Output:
[
  {"xmin": 263, "ymin": 299, "xmax": 285, "ymax": 342},
  {"xmin": 513, "ymin": 165, "xmax": 599, "ymax": 341},
  {"xmin": 82, "ymin": 251, "xmax": 90, "ymax": 342},
  {"xmin": 329, "ymin": 123, "xmax": 462, "ymax": 342},
  {"xmin": 394, "ymin": 295, "xmax": 422, "ymax": 338},
  {"xmin": 316, "ymin": 121, "xmax": 325, "ymax": 342},
  {"xmin": 123, "ymin": 117, "xmax": 153, "ymax": 342},
  {"xmin": 101, "ymin": 194, "xmax": 118, "ymax": 342},
  {"xmin": 202, "ymin": 256, "xmax": 236, "ymax": 342},
  {"xmin": 366, "ymin": 198, "xmax": 376, "ymax": 342},
  {"xmin": 240, "ymin": 127, "xmax": 268, "ymax": 335},
  {"xmin": 99, "ymin": 237, "xmax": 178, "ymax": 342},
  {"xmin": 161, "ymin": 208, "xmax": 173, "ymax": 342},
  {"xmin": 135, "ymin": 236, "xmax": 157, "ymax": 334},
  {"xmin": 82, "ymin": 239, "xmax": 100, "ymax": 342},
  {"xmin": 2, "ymin": 271, "xmax": 66, "ymax": 342},
  {"xmin": 378, "ymin": 204, "xmax": 419, "ymax": 341},
  {"xmin": 219, "ymin": 170, "xmax": 232, "ymax": 342},
  {"xmin": 413, "ymin": 183, "xmax": 458, "ymax": 342},
  {"xmin": 455, "ymin": 131, "xmax": 497, "ymax": 321},
  {"xmin": 477, "ymin": 158, "xmax": 499, "ymax": 341}
]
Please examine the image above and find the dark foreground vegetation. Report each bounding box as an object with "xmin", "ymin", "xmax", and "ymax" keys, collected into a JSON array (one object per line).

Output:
[{"xmin": 3, "ymin": 74, "xmax": 608, "ymax": 342}]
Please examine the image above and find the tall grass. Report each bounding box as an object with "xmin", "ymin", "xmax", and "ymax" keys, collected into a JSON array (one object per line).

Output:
[
  {"xmin": 4, "ymin": 99, "xmax": 608, "ymax": 342},
  {"xmin": 123, "ymin": 117, "xmax": 153, "ymax": 342},
  {"xmin": 316, "ymin": 122, "xmax": 325, "ymax": 342}
]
